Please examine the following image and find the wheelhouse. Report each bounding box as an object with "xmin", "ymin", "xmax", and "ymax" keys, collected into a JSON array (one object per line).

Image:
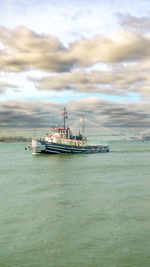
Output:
[{"xmin": 50, "ymin": 128, "xmax": 71, "ymax": 139}]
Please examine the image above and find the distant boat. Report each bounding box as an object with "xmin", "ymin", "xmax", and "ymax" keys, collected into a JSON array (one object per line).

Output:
[
  {"xmin": 32, "ymin": 108, "xmax": 110, "ymax": 154},
  {"xmin": 25, "ymin": 144, "xmax": 32, "ymax": 150}
]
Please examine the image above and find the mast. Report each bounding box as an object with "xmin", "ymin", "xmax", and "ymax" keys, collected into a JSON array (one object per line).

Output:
[
  {"xmin": 62, "ymin": 107, "xmax": 67, "ymax": 129},
  {"xmin": 64, "ymin": 107, "xmax": 66, "ymax": 129},
  {"xmin": 82, "ymin": 114, "xmax": 85, "ymax": 138}
]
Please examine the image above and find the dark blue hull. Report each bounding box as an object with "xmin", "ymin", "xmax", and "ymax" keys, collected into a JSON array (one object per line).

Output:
[{"xmin": 34, "ymin": 140, "xmax": 109, "ymax": 154}]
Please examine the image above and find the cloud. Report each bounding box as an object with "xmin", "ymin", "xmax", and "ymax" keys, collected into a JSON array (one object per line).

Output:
[
  {"xmin": 116, "ymin": 13, "xmax": 150, "ymax": 31},
  {"xmin": 0, "ymin": 100, "xmax": 61, "ymax": 129},
  {"xmin": 0, "ymin": 82, "xmax": 18, "ymax": 94},
  {"xmin": 69, "ymin": 97, "xmax": 150, "ymax": 128},
  {"xmin": 0, "ymin": 99, "xmax": 150, "ymax": 132},
  {"xmin": 66, "ymin": 30, "xmax": 150, "ymax": 65},
  {"xmin": 32, "ymin": 65, "xmax": 150, "ymax": 98},
  {"xmin": 0, "ymin": 26, "xmax": 73, "ymax": 72},
  {"xmin": 1, "ymin": 26, "xmax": 150, "ymax": 74},
  {"xmin": 1, "ymin": 24, "xmax": 150, "ymax": 101}
]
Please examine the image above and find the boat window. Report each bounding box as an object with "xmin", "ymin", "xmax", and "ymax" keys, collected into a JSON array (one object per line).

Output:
[{"xmin": 66, "ymin": 131, "xmax": 68, "ymax": 138}]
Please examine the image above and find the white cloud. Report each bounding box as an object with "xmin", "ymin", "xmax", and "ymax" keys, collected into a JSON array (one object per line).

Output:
[{"xmin": 1, "ymin": 26, "xmax": 150, "ymax": 73}]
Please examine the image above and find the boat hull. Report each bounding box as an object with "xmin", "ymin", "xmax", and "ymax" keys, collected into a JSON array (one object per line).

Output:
[{"xmin": 32, "ymin": 140, "xmax": 109, "ymax": 154}]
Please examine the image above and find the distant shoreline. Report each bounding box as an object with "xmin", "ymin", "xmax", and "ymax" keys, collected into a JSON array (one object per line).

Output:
[{"xmin": 0, "ymin": 141, "xmax": 31, "ymax": 144}]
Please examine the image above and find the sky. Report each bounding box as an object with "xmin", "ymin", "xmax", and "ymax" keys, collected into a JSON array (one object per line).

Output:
[{"xmin": 1, "ymin": 0, "xmax": 150, "ymax": 137}]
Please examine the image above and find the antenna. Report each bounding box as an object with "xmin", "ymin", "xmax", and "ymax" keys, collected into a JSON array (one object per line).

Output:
[{"xmin": 82, "ymin": 114, "xmax": 85, "ymax": 138}]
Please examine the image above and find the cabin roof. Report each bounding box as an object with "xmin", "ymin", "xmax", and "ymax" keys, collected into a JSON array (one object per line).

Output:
[{"xmin": 50, "ymin": 128, "xmax": 70, "ymax": 131}]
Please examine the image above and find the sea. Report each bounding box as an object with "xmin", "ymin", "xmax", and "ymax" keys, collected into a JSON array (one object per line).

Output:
[{"xmin": 0, "ymin": 141, "xmax": 150, "ymax": 267}]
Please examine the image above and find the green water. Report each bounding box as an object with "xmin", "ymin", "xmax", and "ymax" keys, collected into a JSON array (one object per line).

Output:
[{"xmin": 0, "ymin": 141, "xmax": 150, "ymax": 267}]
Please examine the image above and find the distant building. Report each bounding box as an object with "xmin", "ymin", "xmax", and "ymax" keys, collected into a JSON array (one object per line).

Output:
[{"xmin": 142, "ymin": 134, "xmax": 150, "ymax": 141}]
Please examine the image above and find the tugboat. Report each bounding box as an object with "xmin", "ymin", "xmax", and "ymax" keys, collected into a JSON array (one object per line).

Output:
[{"xmin": 32, "ymin": 108, "xmax": 109, "ymax": 154}]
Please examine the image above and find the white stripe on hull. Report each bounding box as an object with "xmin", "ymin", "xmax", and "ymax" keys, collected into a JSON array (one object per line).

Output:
[{"xmin": 45, "ymin": 148, "xmax": 61, "ymax": 154}]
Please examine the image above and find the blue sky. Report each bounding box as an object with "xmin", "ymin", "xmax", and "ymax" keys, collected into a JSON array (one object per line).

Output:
[{"xmin": 0, "ymin": 0, "xmax": 150, "ymax": 135}]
